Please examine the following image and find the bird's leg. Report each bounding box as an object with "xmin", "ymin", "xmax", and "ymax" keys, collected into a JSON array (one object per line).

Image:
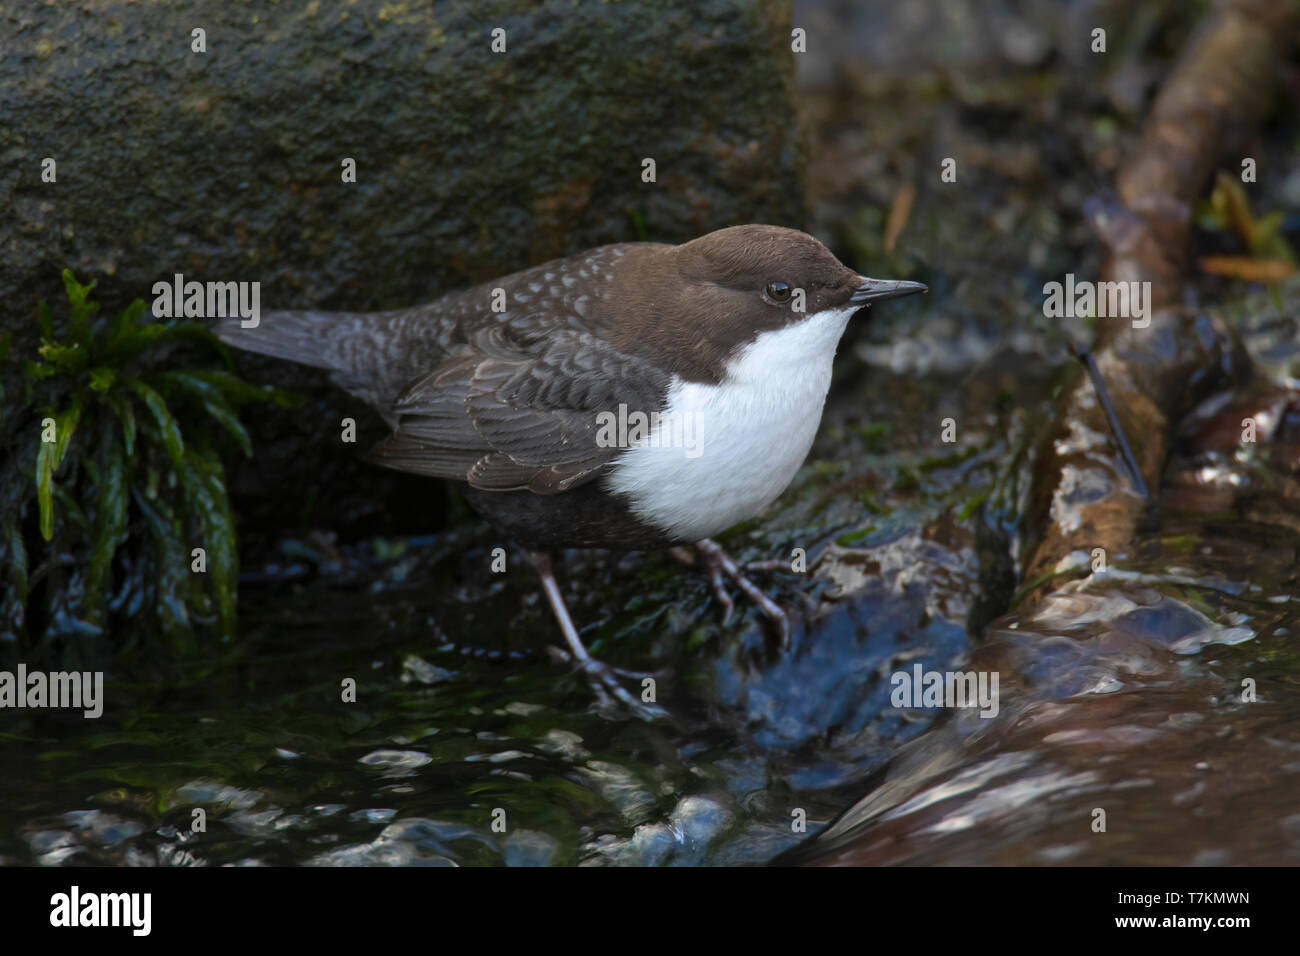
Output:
[
  {"xmin": 670, "ymin": 546, "xmax": 788, "ymax": 574},
  {"xmin": 677, "ymin": 538, "xmax": 791, "ymax": 649},
  {"xmin": 528, "ymin": 551, "xmax": 666, "ymax": 719},
  {"xmin": 668, "ymin": 546, "xmax": 735, "ymax": 623},
  {"xmin": 738, "ymin": 558, "xmax": 791, "ymax": 572}
]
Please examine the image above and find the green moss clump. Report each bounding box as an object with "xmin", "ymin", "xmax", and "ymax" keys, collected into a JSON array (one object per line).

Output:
[{"xmin": 0, "ymin": 271, "xmax": 295, "ymax": 664}]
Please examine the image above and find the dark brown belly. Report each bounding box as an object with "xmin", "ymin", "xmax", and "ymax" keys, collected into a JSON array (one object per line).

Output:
[{"xmin": 462, "ymin": 479, "xmax": 679, "ymax": 552}]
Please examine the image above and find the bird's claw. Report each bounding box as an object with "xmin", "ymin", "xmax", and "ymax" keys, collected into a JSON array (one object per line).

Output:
[
  {"xmin": 548, "ymin": 646, "xmax": 667, "ymax": 720},
  {"xmin": 686, "ymin": 538, "xmax": 792, "ymax": 650},
  {"xmin": 581, "ymin": 658, "xmax": 668, "ymax": 720}
]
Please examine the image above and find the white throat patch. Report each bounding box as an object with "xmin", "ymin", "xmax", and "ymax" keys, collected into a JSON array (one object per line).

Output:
[{"xmin": 606, "ymin": 306, "xmax": 857, "ymax": 542}]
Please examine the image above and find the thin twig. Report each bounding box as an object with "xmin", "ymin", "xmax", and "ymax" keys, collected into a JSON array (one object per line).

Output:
[{"xmin": 1068, "ymin": 341, "xmax": 1150, "ymax": 502}]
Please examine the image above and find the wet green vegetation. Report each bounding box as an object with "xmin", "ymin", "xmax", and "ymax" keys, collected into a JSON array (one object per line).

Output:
[{"xmin": 0, "ymin": 273, "xmax": 295, "ymax": 667}]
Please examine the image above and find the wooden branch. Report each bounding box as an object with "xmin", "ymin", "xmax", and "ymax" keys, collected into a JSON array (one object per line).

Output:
[{"xmin": 1017, "ymin": 0, "xmax": 1297, "ymax": 602}]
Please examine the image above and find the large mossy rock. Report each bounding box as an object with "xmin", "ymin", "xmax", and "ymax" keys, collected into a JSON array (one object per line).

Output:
[{"xmin": 2, "ymin": 0, "xmax": 803, "ymax": 544}]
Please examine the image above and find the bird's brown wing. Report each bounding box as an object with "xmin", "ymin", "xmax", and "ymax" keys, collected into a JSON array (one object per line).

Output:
[{"xmin": 367, "ymin": 329, "xmax": 671, "ymax": 494}]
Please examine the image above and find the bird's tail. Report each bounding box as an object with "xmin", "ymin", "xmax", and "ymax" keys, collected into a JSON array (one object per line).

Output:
[
  {"xmin": 215, "ymin": 308, "xmax": 413, "ymax": 418},
  {"xmin": 214, "ymin": 310, "xmax": 348, "ymax": 371}
]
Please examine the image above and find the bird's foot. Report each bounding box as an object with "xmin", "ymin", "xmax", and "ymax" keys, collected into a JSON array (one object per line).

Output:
[
  {"xmin": 548, "ymin": 646, "xmax": 667, "ymax": 720},
  {"xmin": 673, "ymin": 538, "xmax": 791, "ymax": 650},
  {"xmin": 530, "ymin": 550, "xmax": 667, "ymax": 721},
  {"xmin": 670, "ymin": 547, "xmax": 788, "ymax": 575},
  {"xmin": 546, "ymin": 645, "xmax": 659, "ymax": 684},
  {"xmin": 735, "ymin": 558, "xmax": 790, "ymax": 572}
]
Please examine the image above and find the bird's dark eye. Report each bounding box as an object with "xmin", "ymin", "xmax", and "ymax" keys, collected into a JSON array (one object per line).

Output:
[{"xmin": 765, "ymin": 281, "xmax": 792, "ymax": 302}]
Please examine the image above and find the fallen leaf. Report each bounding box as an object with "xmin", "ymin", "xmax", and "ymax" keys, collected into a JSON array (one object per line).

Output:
[{"xmin": 1197, "ymin": 256, "xmax": 1297, "ymax": 282}]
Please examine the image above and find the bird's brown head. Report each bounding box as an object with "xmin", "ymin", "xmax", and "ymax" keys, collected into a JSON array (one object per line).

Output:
[{"xmin": 603, "ymin": 224, "xmax": 925, "ymax": 381}]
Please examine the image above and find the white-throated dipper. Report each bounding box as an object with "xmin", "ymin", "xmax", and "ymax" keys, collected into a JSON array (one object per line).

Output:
[{"xmin": 217, "ymin": 225, "xmax": 925, "ymax": 715}]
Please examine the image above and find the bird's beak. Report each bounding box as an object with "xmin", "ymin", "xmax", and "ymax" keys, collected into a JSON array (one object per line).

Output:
[{"xmin": 850, "ymin": 277, "xmax": 927, "ymax": 306}]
